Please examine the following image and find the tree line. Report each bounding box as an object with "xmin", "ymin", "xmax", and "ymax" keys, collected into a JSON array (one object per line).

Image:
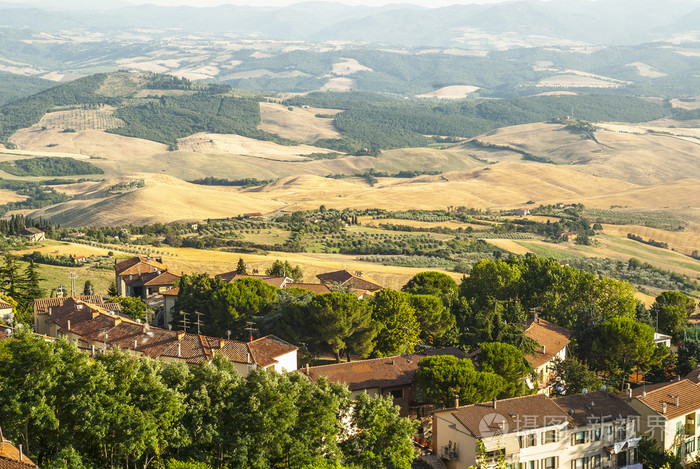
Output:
[{"xmin": 0, "ymin": 330, "xmax": 417, "ymax": 469}]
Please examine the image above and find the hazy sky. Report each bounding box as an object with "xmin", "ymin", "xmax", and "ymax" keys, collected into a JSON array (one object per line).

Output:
[{"xmin": 122, "ymin": 0, "xmax": 509, "ymax": 7}]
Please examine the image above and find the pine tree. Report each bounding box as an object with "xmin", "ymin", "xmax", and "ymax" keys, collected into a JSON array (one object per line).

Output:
[
  {"xmin": 107, "ymin": 281, "xmax": 118, "ymax": 297},
  {"xmin": 22, "ymin": 259, "xmax": 44, "ymax": 302},
  {"xmin": 236, "ymin": 257, "xmax": 248, "ymax": 275}
]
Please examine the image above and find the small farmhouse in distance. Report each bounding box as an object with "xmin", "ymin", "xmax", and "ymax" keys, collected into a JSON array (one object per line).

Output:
[{"xmin": 19, "ymin": 227, "xmax": 45, "ymax": 242}]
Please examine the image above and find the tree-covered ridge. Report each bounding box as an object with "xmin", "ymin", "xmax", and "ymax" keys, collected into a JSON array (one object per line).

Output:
[
  {"xmin": 0, "ymin": 73, "xmax": 111, "ymax": 144},
  {"xmin": 286, "ymin": 93, "xmax": 667, "ymax": 152},
  {"xmin": 108, "ymin": 93, "xmax": 294, "ymax": 148},
  {"xmin": 0, "ymin": 157, "xmax": 104, "ymax": 177}
]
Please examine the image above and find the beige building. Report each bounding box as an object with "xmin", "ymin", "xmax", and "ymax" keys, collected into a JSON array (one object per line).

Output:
[
  {"xmin": 628, "ymin": 379, "xmax": 700, "ymax": 465},
  {"xmin": 114, "ymin": 256, "xmax": 180, "ymax": 299},
  {"xmin": 432, "ymin": 391, "xmax": 640, "ymax": 469}
]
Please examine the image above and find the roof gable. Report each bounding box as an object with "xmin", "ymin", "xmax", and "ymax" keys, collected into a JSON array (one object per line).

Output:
[
  {"xmin": 635, "ymin": 379, "xmax": 700, "ymax": 419},
  {"xmin": 523, "ymin": 318, "xmax": 572, "ymax": 368}
]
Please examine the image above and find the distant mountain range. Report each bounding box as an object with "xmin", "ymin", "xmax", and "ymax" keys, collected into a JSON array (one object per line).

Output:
[{"xmin": 0, "ymin": 0, "xmax": 700, "ymax": 47}]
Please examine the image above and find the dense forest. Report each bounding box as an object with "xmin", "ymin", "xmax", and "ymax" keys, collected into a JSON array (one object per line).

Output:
[
  {"xmin": 109, "ymin": 94, "xmax": 293, "ymax": 148},
  {"xmin": 0, "ymin": 157, "xmax": 104, "ymax": 177}
]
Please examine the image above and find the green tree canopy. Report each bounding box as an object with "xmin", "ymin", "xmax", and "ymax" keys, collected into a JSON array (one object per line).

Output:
[
  {"xmin": 266, "ymin": 259, "xmax": 303, "ymax": 282},
  {"xmin": 414, "ymin": 355, "xmax": 506, "ymax": 408},
  {"xmin": 477, "ymin": 342, "xmax": 533, "ymax": 398},
  {"xmin": 591, "ymin": 317, "xmax": 668, "ymax": 390},
  {"xmin": 339, "ymin": 392, "xmax": 417, "ymax": 469},
  {"xmin": 406, "ymin": 294, "xmax": 455, "ymax": 344},
  {"xmin": 651, "ymin": 291, "xmax": 696, "ymax": 342},
  {"xmin": 551, "ymin": 357, "xmax": 602, "ymax": 395},
  {"xmin": 401, "ymin": 271, "xmax": 458, "ymax": 307},
  {"xmin": 108, "ymin": 295, "xmax": 152, "ymax": 322},
  {"xmin": 369, "ymin": 289, "xmax": 420, "ymax": 356}
]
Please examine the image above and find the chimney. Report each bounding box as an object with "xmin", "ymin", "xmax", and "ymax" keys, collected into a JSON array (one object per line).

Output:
[
  {"xmin": 177, "ymin": 343, "xmax": 181, "ymax": 357},
  {"xmin": 67, "ymin": 319, "xmax": 71, "ymax": 331},
  {"xmin": 134, "ymin": 339, "xmax": 138, "ymax": 350},
  {"xmin": 675, "ymin": 396, "xmax": 680, "ymax": 407},
  {"xmin": 542, "ymin": 345, "xmax": 546, "ymax": 355},
  {"xmin": 627, "ymin": 388, "xmax": 632, "ymax": 398},
  {"xmin": 493, "ymin": 397, "xmax": 497, "ymax": 409},
  {"xmin": 19, "ymin": 443, "xmax": 22, "ymax": 461},
  {"xmin": 91, "ymin": 344, "xmax": 95, "ymax": 356},
  {"xmin": 662, "ymin": 402, "xmax": 667, "ymax": 414},
  {"xmin": 454, "ymin": 394, "xmax": 459, "ymax": 408},
  {"xmin": 306, "ymin": 363, "xmax": 310, "ymax": 375},
  {"xmin": 247, "ymin": 351, "xmax": 251, "ymax": 364},
  {"xmin": 219, "ymin": 339, "xmax": 225, "ymax": 348},
  {"xmin": 534, "ymin": 311, "xmax": 538, "ymax": 323}
]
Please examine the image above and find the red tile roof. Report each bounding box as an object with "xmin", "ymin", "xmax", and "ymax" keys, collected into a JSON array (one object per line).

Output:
[
  {"xmin": 46, "ymin": 298, "xmax": 294, "ymax": 367},
  {"xmin": 114, "ymin": 256, "xmax": 167, "ymax": 277},
  {"xmin": 634, "ymin": 379, "xmax": 700, "ymax": 419},
  {"xmin": 0, "ymin": 431, "xmax": 38, "ymax": 468},
  {"xmin": 316, "ymin": 270, "xmax": 383, "ymax": 292},
  {"xmin": 553, "ymin": 391, "xmax": 638, "ymax": 426},
  {"xmin": 305, "ymin": 347, "xmax": 466, "ymax": 391},
  {"xmin": 20, "ymin": 227, "xmax": 43, "ymax": 235},
  {"xmin": 284, "ymin": 283, "xmax": 331, "ymax": 295},
  {"xmin": 686, "ymin": 365, "xmax": 700, "ymax": 384},
  {"xmin": 216, "ymin": 272, "xmax": 288, "ymax": 288},
  {"xmin": 162, "ymin": 287, "xmax": 180, "ymax": 297},
  {"xmin": 447, "ymin": 394, "xmax": 570, "ymax": 438},
  {"xmin": 140, "ymin": 271, "xmax": 181, "ymax": 287},
  {"xmin": 248, "ymin": 335, "xmax": 297, "ymax": 367},
  {"xmin": 523, "ymin": 318, "xmax": 572, "ymax": 368},
  {"xmin": 34, "ymin": 295, "xmax": 105, "ymax": 315}
]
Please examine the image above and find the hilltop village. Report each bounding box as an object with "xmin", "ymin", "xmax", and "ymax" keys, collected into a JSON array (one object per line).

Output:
[{"xmin": 0, "ymin": 251, "xmax": 698, "ymax": 469}]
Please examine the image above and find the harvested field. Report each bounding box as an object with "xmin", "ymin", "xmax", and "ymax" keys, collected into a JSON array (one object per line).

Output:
[
  {"xmin": 321, "ymin": 77, "xmax": 354, "ymax": 91},
  {"xmin": 331, "ymin": 58, "xmax": 372, "ymax": 75},
  {"xmin": 259, "ymin": 102, "xmax": 341, "ymax": 143},
  {"xmin": 416, "ymin": 85, "xmax": 479, "ymax": 99},
  {"xmin": 176, "ymin": 132, "xmax": 334, "ymax": 160}
]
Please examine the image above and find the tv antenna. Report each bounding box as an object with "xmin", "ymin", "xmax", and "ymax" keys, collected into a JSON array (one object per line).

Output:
[
  {"xmin": 244, "ymin": 321, "xmax": 258, "ymax": 342},
  {"xmin": 68, "ymin": 272, "xmax": 79, "ymax": 297},
  {"xmin": 179, "ymin": 311, "xmax": 189, "ymax": 332},
  {"xmin": 194, "ymin": 311, "xmax": 204, "ymax": 335}
]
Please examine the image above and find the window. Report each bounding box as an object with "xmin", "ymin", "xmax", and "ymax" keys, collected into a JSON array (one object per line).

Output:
[
  {"xmin": 544, "ymin": 457, "xmax": 556, "ymax": 469},
  {"xmin": 528, "ymin": 461, "xmax": 536, "ymax": 469},
  {"xmin": 572, "ymin": 457, "xmax": 587, "ymax": 469},
  {"xmin": 389, "ymin": 389, "xmax": 404, "ymax": 399},
  {"xmin": 686, "ymin": 438, "xmax": 696, "ymax": 454},
  {"xmin": 592, "ymin": 455, "xmax": 601, "ymax": 468},
  {"xmin": 605, "ymin": 425, "xmax": 613, "ymax": 435},
  {"xmin": 617, "ymin": 424, "xmax": 627, "ymax": 441},
  {"xmin": 677, "ymin": 422, "xmax": 683, "ymax": 435},
  {"xmin": 527, "ymin": 433, "xmax": 537, "ymax": 447},
  {"xmin": 593, "ymin": 428, "xmax": 601, "ymax": 441},
  {"xmin": 543, "ymin": 430, "xmax": 557, "ymax": 444},
  {"xmin": 573, "ymin": 431, "xmax": 586, "ymax": 445},
  {"xmin": 519, "ymin": 434, "xmax": 537, "ymax": 448}
]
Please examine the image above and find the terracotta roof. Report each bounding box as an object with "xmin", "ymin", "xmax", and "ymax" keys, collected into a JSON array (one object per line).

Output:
[
  {"xmin": 523, "ymin": 318, "xmax": 572, "ymax": 368},
  {"xmin": 140, "ymin": 271, "xmax": 181, "ymax": 286},
  {"xmin": 0, "ymin": 301, "xmax": 12, "ymax": 310},
  {"xmin": 45, "ymin": 298, "xmax": 294, "ymax": 367},
  {"xmin": 19, "ymin": 227, "xmax": 43, "ymax": 235},
  {"xmin": 216, "ymin": 272, "xmax": 288, "ymax": 288},
  {"xmin": 162, "ymin": 287, "xmax": 180, "ymax": 296},
  {"xmin": 686, "ymin": 365, "xmax": 700, "ymax": 384},
  {"xmin": 284, "ymin": 283, "xmax": 331, "ymax": 295},
  {"xmin": 631, "ymin": 381, "xmax": 677, "ymax": 397},
  {"xmin": 446, "ymin": 394, "xmax": 570, "ymax": 438},
  {"xmin": 306, "ymin": 347, "xmax": 466, "ymax": 391},
  {"xmin": 248, "ymin": 335, "xmax": 298, "ymax": 368},
  {"xmin": 553, "ymin": 391, "xmax": 639, "ymax": 426},
  {"xmin": 115, "ymin": 256, "xmax": 167, "ymax": 277},
  {"xmin": 316, "ymin": 270, "xmax": 383, "ymax": 292},
  {"xmin": 34, "ymin": 295, "xmax": 106, "ymax": 315},
  {"xmin": 634, "ymin": 379, "xmax": 700, "ymax": 419},
  {"xmin": 0, "ymin": 432, "xmax": 38, "ymax": 468}
]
